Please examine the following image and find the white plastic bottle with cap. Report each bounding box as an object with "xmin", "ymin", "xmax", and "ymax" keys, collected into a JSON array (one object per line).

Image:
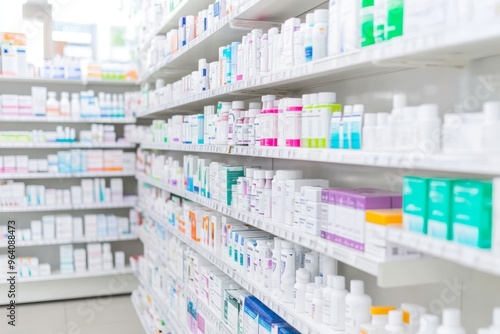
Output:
[
  {"xmin": 362, "ymin": 113, "xmax": 377, "ymax": 150},
  {"xmin": 60, "ymin": 92, "xmax": 70, "ymax": 117},
  {"xmin": 70, "ymin": 93, "xmax": 80, "ymax": 119},
  {"xmin": 398, "ymin": 106, "xmax": 418, "ymax": 151},
  {"xmin": 304, "ymin": 251, "xmax": 319, "ymax": 278},
  {"xmin": 418, "ymin": 104, "xmax": 441, "ymax": 155},
  {"xmin": 304, "ymin": 13, "xmax": 315, "ymax": 62},
  {"xmin": 341, "ymin": 105, "xmax": 353, "ymax": 149},
  {"xmin": 312, "ymin": 9, "xmax": 329, "ymax": 61},
  {"xmin": 302, "ymin": 94, "xmax": 311, "ymax": 148},
  {"xmin": 254, "ymin": 170, "xmax": 266, "ymax": 214},
  {"xmin": 350, "ymin": 104, "xmax": 365, "ymax": 149},
  {"xmin": 437, "ymin": 309, "xmax": 465, "ymax": 334},
  {"xmin": 375, "ymin": 112, "xmax": 391, "ymax": 149},
  {"xmin": 311, "ymin": 287, "xmax": 324, "ymax": 323},
  {"xmin": 322, "ymin": 275, "xmax": 335, "ymax": 326},
  {"xmin": 280, "ymin": 241, "xmax": 296, "ymax": 303},
  {"xmin": 294, "ymin": 268, "xmax": 310, "ymax": 314},
  {"xmin": 260, "ymin": 170, "xmax": 275, "ymax": 218},
  {"xmin": 229, "ymin": 101, "xmax": 245, "ymax": 145},
  {"xmin": 482, "ymin": 101, "xmax": 500, "ymax": 152},
  {"xmin": 246, "ymin": 102, "xmax": 261, "ymax": 145},
  {"xmin": 417, "ymin": 314, "xmax": 439, "ymax": 334},
  {"xmin": 271, "ymin": 237, "xmax": 282, "ymax": 295},
  {"xmin": 271, "ymin": 170, "xmax": 303, "ymax": 223},
  {"xmin": 319, "ymin": 253, "xmax": 337, "ymax": 277},
  {"xmin": 331, "ymin": 275, "xmax": 348, "ymax": 330},
  {"xmin": 385, "ymin": 310, "xmax": 405, "ymax": 333},
  {"xmin": 345, "ymin": 280, "xmax": 372, "ymax": 334},
  {"xmin": 318, "ymin": 92, "xmax": 337, "ymax": 148}
]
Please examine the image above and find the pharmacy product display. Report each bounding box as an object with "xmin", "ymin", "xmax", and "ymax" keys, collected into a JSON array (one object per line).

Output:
[{"xmin": 0, "ymin": 210, "xmax": 138, "ymax": 247}]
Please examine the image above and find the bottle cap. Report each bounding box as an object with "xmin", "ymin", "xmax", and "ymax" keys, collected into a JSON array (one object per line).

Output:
[
  {"xmin": 287, "ymin": 98, "xmax": 302, "ymax": 107},
  {"xmin": 353, "ymin": 104, "xmax": 364, "ymax": 114},
  {"xmin": 268, "ymin": 27, "xmax": 279, "ymax": 35},
  {"xmin": 350, "ymin": 280, "xmax": 364, "ymax": 294},
  {"xmin": 343, "ymin": 105, "xmax": 353, "ymax": 116},
  {"xmin": 249, "ymin": 102, "xmax": 262, "ymax": 110},
  {"xmin": 441, "ymin": 308, "xmax": 461, "ymax": 326},
  {"xmin": 419, "ymin": 104, "xmax": 439, "ymax": 120},
  {"xmin": 371, "ymin": 306, "xmax": 396, "ymax": 315},
  {"xmin": 388, "ymin": 310, "xmax": 403, "ymax": 325},
  {"xmin": 318, "ymin": 92, "xmax": 337, "ymax": 104},
  {"xmin": 265, "ymin": 170, "xmax": 275, "ymax": 179},
  {"xmin": 310, "ymin": 94, "xmax": 319, "ymax": 105},
  {"xmin": 314, "ymin": 9, "xmax": 329, "ymax": 23},
  {"xmin": 245, "ymin": 168, "xmax": 255, "ymax": 178},
  {"xmin": 364, "ymin": 113, "xmax": 376, "ymax": 126},
  {"xmin": 377, "ymin": 112, "xmax": 390, "ymax": 125},
  {"xmin": 232, "ymin": 101, "xmax": 245, "ymax": 109},
  {"xmin": 393, "ymin": 94, "xmax": 407, "ymax": 109},
  {"xmin": 333, "ymin": 275, "xmax": 345, "ymax": 290},
  {"xmin": 296, "ymin": 268, "xmax": 310, "ymax": 283},
  {"xmin": 306, "ymin": 13, "xmax": 314, "ymax": 25},
  {"xmin": 326, "ymin": 275, "xmax": 335, "ymax": 287},
  {"xmin": 302, "ymin": 94, "xmax": 311, "ymax": 106},
  {"xmin": 483, "ymin": 102, "xmax": 500, "ymax": 122},
  {"xmin": 314, "ymin": 276, "xmax": 322, "ymax": 287},
  {"xmin": 402, "ymin": 106, "xmax": 418, "ymax": 120},
  {"xmin": 255, "ymin": 170, "xmax": 266, "ymax": 179},
  {"xmin": 418, "ymin": 314, "xmax": 439, "ymax": 334}
]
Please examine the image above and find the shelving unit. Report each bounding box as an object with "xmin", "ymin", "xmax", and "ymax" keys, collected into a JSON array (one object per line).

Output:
[
  {"xmin": 136, "ymin": 173, "xmax": 464, "ymax": 288},
  {"xmin": 0, "ymin": 200, "xmax": 137, "ymax": 213},
  {"xmin": 140, "ymin": 142, "xmax": 500, "ymax": 175},
  {"xmin": 131, "ymin": 292, "xmax": 155, "ymax": 334},
  {"xmin": 138, "ymin": 19, "xmax": 500, "ymax": 117},
  {"xmin": 0, "ymin": 142, "xmax": 136, "ymax": 149},
  {"xmin": 0, "ymin": 116, "xmax": 137, "ymax": 123},
  {"xmin": 0, "ymin": 171, "xmax": 135, "ymax": 180},
  {"xmin": 0, "ymin": 76, "xmax": 138, "ymax": 86},
  {"xmin": 0, "ymin": 234, "xmax": 138, "ymax": 248},
  {"xmin": 0, "ymin": 267, "xmax": 133, "ymax": 284}
]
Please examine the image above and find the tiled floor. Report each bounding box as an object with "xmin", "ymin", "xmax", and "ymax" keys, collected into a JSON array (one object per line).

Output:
[{"xmin": 0, "ymin": 294, "xmax": 145, "ymax": 334}]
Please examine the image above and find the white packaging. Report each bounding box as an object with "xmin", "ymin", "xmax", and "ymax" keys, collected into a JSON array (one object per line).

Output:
[
  {"xmin": 345, "ymin": 280, "xmax": 372, "ymax": 334},
  {"xmin": 31, "ymin": 86, "xmax": 47, "ymax": 116}
]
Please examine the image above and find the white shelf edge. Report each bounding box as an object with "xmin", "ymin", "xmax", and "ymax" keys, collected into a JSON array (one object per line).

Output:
[
  {"xmin": 0, "ymin": 116, "xmax": 137, "ymax": 124},
  {"xmin": 138, "ymin": 19, "xmax": 500, "ymax": 116},
  {"xmin": 139, "ymin": 142, "xmax": 500, "ymax": 175},
  {"xmin": 0, "ymin": 200, "xmax": 137, "ymax": 213},
  {"xmin": 0, "ymin": 171, "xmax": 136, "ymax": 180},
  {"xmin": 0, "ymin": 267, "xmax": 133, "ymax": 284},
  {"xmin": 131, "ymin": 292, "xmax": 155, "ymax": 334},
  {"xmin": 386, "ymin": 228, "xmax": 500, "ymax": 278},
  {"xmin": 139, "ymin": 205, "xmax": 324, "ymax": 334},
  {"xmin": 0, "ymin": 234, "xmax": 138, "ymax": 248},
  {"xmin": 0, "ymin": 76, "xmax": 138, "ymax": 86},
  {"xmin": 0, "ymin": 142, "xmax": 136, "ymax": 149}
]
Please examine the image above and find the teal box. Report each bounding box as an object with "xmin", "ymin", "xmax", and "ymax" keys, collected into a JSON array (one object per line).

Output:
[
  {"xmin": 427, "ymin": 179, "xmax": 456, "ymax": 240},
  {"xmin": 452, "ymin": 180, "xmax": 492, "ymax": 249},
  {"xmin": 403, "ymin": 176, "xmax": 429, "ymax": 233}
]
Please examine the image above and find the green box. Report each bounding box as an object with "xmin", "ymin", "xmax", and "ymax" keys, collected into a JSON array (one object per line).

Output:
[
  {"xmin": 427, "ymin": 179, "xmax": 457, "ymax": 240},
  {"xmin": 452, "ymin": 180, "xmax": 492, "ymax": 249},
  {"xmin": 403, "ymin": 176, "xmax": 429, "ymax": 233}
]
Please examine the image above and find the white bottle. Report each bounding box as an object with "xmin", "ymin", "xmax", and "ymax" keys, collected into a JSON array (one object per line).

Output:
[
  {"xmin": 263, "ymin": 240, "xmax": 274, "ymax": 290},
  {"xmin": 280, "ymin": 241, "xmax": 296, "ymax": 303},
  {"xmin": 60, "ymin": 92, "xmax": 70, "ymax": 117},
  {"xmin": 417, "ymin": 104, "xmax": 441, "ymax": 155},
  {"xmin": 258, "ymin": 240, "xmax": 271, "ymax": 285},
  {"xmin": 312, "ymin": 9, "xmax": 329, "ymax": 61},
  {"xmin": 294, "ymin": 244, "xmax": 305, "ymax": 270},
  {"xmin": 267, "ymin": 27, "xmax": 279, "ymax": 73},
  {"xmin": 229, "ymin": 101, "xmax": 245, "ymax": 145},
  {"xmin": 271, "ymin": 170, "xmax": 303, "ymax": 223},
  {"xmin": 294, "ymin": 268, "xmax": 310, "ymax": 314},
  {"xmin": 319, "ymin": 254, "xmax": 337, "ymax": 277},
  {"xmin": 417, "ymin": 314, "xmax": 439, "ymax": 334},
  {"xmin": 331, "ymin": 275, "xmax": 348, "ymax": 330},
  {"xmin": 260, "ymin": 33, "xmax": 269, "ymax": 73},
  {"xmin": 341, "ymin": 105, "xmax": 353, "ymax": 149},
  {"xmin": 385, "ymin": 310, "xmax": 405, "ymax": 333},
  {"xmin": 362, "ymin": 113, "xmax": 377, "ymax": 150},
  {"xmin": 304, "ymin": 13, "xmax": 314, "ymax": 62},
  {"xmin": 254, "ymin": 170, "xmax": 266, "ymax": 214},
  {"xmin": 375, "ymin": 112, "xmax": 391, "ymax": 150},
  {"xmin": 271, "ymin": 237, "xmax": 282, "ymax": 295},
  {"xmin": 437, "ymin": 309, "xmax": 465, "ymax": 334},
  {"xmin": 70, "ymin": 93, "xmax": 80, "ymax": 119},
  {"xmin": 482, "ymin": 101, "xmax": 500, "ymax": 152},
  {"xmin": 397, "ymin": 106, "xmax": 418, "ymax": 151},
  {"xmin": 317, "ymin": 92, "xmax": 336, "ymax": 148},
  {"xmin": 261, "ymin": 170, "xmax": 274, "ymax": 217},
  {"xmin": 345, "ymin": 280, "xmax": 372, "ymax": 334},
  {"xmin": 246, "ymin": 102, "xmax": 261, "ymax": 145},
  {"xmin": 294, "ymin": 23, "xmax": 307, "ymax": 66},
  {"xmin": 322, "ymin": 275, "xmax": 335, "ymax": 326},
  {"xmin": 46, "ymin": 91, "xmax": 60, "ymax": 117},
  {"xmin": 304, "ymin": 251, "xmax": 319, "ymax": 278},
  {"xmin": 305, "ymin": 282, "xmax": 315, "ymax": 315},
  {"xmin": 311, "ymin": 287, "xmax": 324, "ymax": 323}
]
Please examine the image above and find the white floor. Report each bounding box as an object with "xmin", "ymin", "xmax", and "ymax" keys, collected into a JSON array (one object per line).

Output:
[{"xmin": 0, "ymin": 294, "xmax": 145, "ymax": 334}]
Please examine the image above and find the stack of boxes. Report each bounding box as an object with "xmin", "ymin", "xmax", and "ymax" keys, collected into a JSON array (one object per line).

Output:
[
  {"xmin": 55, "ymin": 215, "xmax": 73, "ymax": 240},
  {"xmin": 74, "ymin": 248, "xmax": 87, "ymax": 273},
  {"xmin": 217, "ymin": 164, "xmax": 244, "ymax": 206},
  {"xmin": 87, "ymin": 243, "xmax": 103, "ymax": 272},
  {"xmin": 403, "ymin": 176, "xmax": 493, "ymax": 249},
  {"xmin": 60, "ymin": 245, "xmax": 74, "ymax": 274}
]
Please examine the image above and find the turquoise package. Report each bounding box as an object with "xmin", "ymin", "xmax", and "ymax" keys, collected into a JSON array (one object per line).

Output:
[
  {"xmin": 427, "ymin": 178, "xmax": 456, "ymax": 240},
  {"xmin": 452, "ymin": 180, "xmax": 493, "ymax": 249},
  {"xmin": 403, "ymin": 176, "xmax": 429, "ymax": 233}
]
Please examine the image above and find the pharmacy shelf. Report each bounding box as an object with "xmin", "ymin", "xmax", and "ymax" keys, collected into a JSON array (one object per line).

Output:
[
  {"xmin": 140, "ymin": 142, "xmax": 500, "ymax": 175},
  {"xmin": 0, "ymin": 267, "xmax": 133, "ymax": 284},
  {"xmin": 131, "ymin": 292, "xmax": 155, "ymax": 334},
  {"xmin": 139, "ymin": 0, "xmax": 326, "ymax": 83},
  {"xmin": 138, "ymin": 0, "xmax": 213, "ymax": 52},
  {"xmin": 0, "ymin": 116, "xmax": 137, "ymax": 123},
  {"xmin": 140, "ymin": 205, "xmax": 330, "ymax": 334},
  {"xmin": 0, "ymin": 200, "xmax": 137, "ymax": 213},
  {"xmin": 387, "ymin": 228, "xmax": 500, "ymax": 278},
  {"xmin": 0, "ymin": 171, "xmax": 136, "ymax": 180},
  {"xmin": 0, "ymin": 234, "xmax": 138, "ymax": 248},
  {"xmin": 136, "ymin": 173, "xmax": 463, "ymax": 288},
  {"xmin": 139, "ymin": 19, "xmax": 500, "ymax": 116},
  {"xmin": 0, "ymin": 142, "xmax": 136, "ymax": 149},
  {"xmin": 0, "ymin": 76, "xmax": 138, "ymax": 86}
]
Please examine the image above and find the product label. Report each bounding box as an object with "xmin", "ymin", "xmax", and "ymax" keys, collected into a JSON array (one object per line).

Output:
[
  {"xmin": 427, "ymin": 219, "xmax": 449, "ymax": 240},
  {"xmin": 453, "ymin": 223, "xmax": 480, "ymax": 246},
  {"xmin": 404, "ymin": 214, "xmax": 425, "ymax": 233}
]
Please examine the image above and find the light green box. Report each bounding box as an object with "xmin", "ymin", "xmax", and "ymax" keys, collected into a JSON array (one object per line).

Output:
[
  {"xmin": 427, "ymin": 179, "xmax": 457, "ymax": 240},
  {"xmin": 403, "ymin": 176, "xmax": 429, "ymax": 233},
  {"xmin": 452, "ymin": 180, "xmax": 492, "ymax": 249}
]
